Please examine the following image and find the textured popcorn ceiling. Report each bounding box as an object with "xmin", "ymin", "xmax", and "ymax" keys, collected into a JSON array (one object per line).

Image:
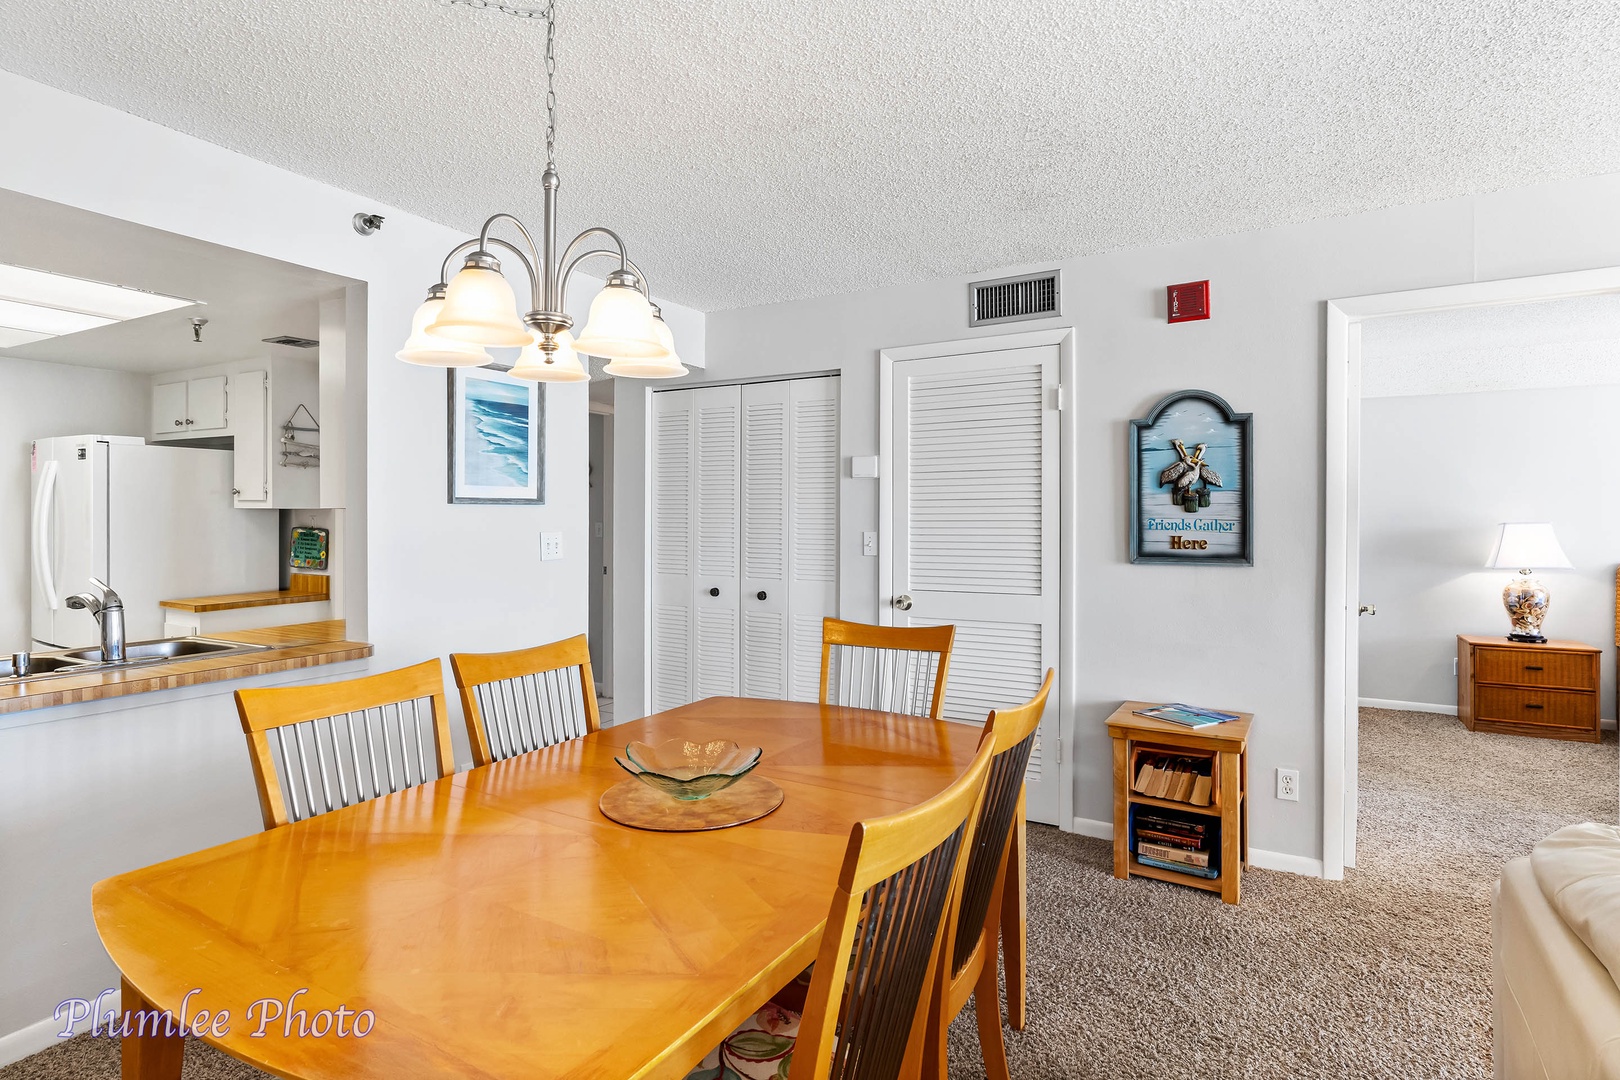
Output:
[
  {"xmin": 1362, "ymin": 292, "xmax": 1620, "ymax": 397},
  {"xmin": 1, "ymin": 1, "xmax": 1618, "ymax": 311}
]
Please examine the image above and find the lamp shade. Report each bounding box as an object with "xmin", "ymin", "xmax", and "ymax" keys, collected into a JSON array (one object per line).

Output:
[
  {"xmin": 603, "ymin": 312, "xmax": 688, "ymax": 378},
  {"xmin": 572, "ymin": 282, "xmax": 668, "ymax": 360},
  {"xmin": 397, "ymin": 295, "xmax": 494, "ymax": 367},
  {"xmin": 428, "ymin": 265, "xmax": 532, "ymax": 347},
  {"xmin": 509, "ymin": 329, "xmax": 590, "ymax": 383},
  {"xmin": 1487, "ymin": 523, "xmax": 1573, "ymax": 571}
]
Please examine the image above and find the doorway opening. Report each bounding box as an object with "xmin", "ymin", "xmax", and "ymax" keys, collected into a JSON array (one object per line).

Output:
[
  {"xmin": 588, "ymin": 381, "xmax": 614, "ymax": 724},
  {"xmin": 1324, "ymin": 269, "xmax": 1620, "ymax": 878}
]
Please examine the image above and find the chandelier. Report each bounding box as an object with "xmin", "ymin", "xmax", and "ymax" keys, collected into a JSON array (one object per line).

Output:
[{"xmin": 397, "ymin": 0, "xmax": 684, "ymax": 381}]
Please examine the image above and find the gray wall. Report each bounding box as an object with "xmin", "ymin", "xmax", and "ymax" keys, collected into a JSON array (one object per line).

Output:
[
  {"xmin": 1359, "ymin": 386, "xmax": 1619, "ymax": 713},
  {"xmin": 615, "ymin": 170, "xmax": 1620, "ymax": 866}
]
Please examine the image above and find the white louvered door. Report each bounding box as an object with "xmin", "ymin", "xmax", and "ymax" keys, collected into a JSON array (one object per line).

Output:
[
  {"xmin": 651, "ymin": 390, "xmax": 695, "ymax": 712},
  {"xmin": 693, "ymin": 385, "xmax": 742, "ymax": 699},
  {"xmin": 651, "ymin": 376, "xmax": 838, "ymax": 711},
  {"xmin": 891, "ymin": 347, "xmax": 1061, "ymax": 825}
]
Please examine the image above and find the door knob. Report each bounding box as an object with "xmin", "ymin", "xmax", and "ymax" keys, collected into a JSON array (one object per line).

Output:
[
  {"xmin": 893, "ymin": 594, "xmax": 913, "ymax": 611},
  {"xmin": 174, "ymin": 420, "xmax": 183, "ymax": 427},
  {"xmin": 708, "ymin": 587, "xmax": 720, "ymax": 597},
  {"xmin": 756, "ymin": 591, "xmax": 767, "ymax": 601},
  {"xmin": 1358, "ymin": 604, "xmax": 1377, "ymax": 616}
]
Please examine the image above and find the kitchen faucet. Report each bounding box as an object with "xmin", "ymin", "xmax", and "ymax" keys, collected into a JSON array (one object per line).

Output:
[{"xmin": 64, "ymin": 577, "xmax": 125, "ymax": 662}]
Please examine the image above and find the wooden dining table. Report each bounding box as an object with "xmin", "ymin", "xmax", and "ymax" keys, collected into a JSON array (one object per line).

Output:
[{"xmin": 93, "ymin": 697, "xmax": 981, "ymax": 1080}]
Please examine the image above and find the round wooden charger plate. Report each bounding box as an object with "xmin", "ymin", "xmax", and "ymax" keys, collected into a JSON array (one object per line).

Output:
[{"xmin": 599, "ymin": 773, "xmax": 784, "ymax": 832}]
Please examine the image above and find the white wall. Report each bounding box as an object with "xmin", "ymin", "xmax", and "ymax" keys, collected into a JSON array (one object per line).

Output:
[
  {"xmin": 614, "ymin": 169, "xmax": 1620, "ymax": 868},
  {"xmin": 0, "ymin": 69, "xmax": 704, "ymax": 1050},
  {"xmin": 0, "ymin": 358, "xmax": 149, "ymax": 648},
  {"xmin": 1359, "ymin": 385, "xmax": 1619, "ymax": 712}
]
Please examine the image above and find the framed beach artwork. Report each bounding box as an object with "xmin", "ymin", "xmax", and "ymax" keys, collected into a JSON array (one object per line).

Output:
[
  {"xmin": 447, "ymin": 368, "xmax": 545, "ymax": 505},
  {"xmin": 1129, "ymin": 389, "xmax": 1252, "ymax": 565}
]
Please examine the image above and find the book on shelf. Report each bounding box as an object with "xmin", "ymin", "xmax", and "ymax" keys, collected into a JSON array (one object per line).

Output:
[
  {"xmin": 1130, "ymin": 751, "xmax": 1214, "ymax": 807},
  {"xmin": 1136, "ymin": 852, "xmax": 1220, "ymax": 879},
  {"xmin": 1138, "ymin": 841, "xmax": 1211, "ymax": 868},
  {"xmin": 1133, "ymin": 703, "xmax": 1241, "ymax": 728}
]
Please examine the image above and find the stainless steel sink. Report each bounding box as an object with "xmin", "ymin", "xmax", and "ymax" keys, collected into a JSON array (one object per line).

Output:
[
  {"xmin": 61, "ymin": 638, "xmax": 249, "ymax": 663},
  {"xmin": 0, "ymin": 654, "xmax": 93, "ymax": 678},
  {"xmin": 3, "ymin": 637, "xmax": 268, "ymax": 680}
]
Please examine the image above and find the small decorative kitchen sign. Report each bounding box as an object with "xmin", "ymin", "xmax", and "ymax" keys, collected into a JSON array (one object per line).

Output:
[
  {"xmin": 1129, "ymin": 390, "xmax": 1252, "ymax": 565},
  {"xmin": 289, "ymin": 526, "xmax": 330, "ymax": 570}
]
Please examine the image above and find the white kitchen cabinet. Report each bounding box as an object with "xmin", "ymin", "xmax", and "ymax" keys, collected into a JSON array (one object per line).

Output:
[
  {"xmin": 151, "ymin": 375, "xmax": 228, "ymax": 437},
  {"xmin": 651, "ymin": 376, "xmax": 839, "ymax": 711},
  {"xmin": 150, "ymin": 357, "xmax": 320, "ymax": 509}
]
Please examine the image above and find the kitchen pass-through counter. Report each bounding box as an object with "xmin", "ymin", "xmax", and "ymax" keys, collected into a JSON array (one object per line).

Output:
[{"xmin": 0, "ymin": 619, "xmax": 371, "ymax": 715}]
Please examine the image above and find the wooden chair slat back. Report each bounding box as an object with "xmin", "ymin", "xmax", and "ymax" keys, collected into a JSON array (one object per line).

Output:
[
  {"xmin": 950, "ymin": 668, "xmax": 1053, "ymax": 975},
  {"xmin": 790, "ymin": 731, "xmax": 995, "ymax": 1080},
  {"xmin": 819, "ymin": 618, "xmax": 955, "ymax": 719},
  {"xmin": 234, "ymin": 659, "xmax": 454, "ymax": 830},
  {"xmin": 450, "ymin": 634, "xmax": 600, "ymax": 768}
]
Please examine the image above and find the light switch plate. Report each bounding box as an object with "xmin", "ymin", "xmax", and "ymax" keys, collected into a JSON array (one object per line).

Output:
[
  {"xmin": 540, "ymin": 532, "xmax": 563, "ymax": 561},
  {"xmin": 862, "ymin": 531, "xmax": 878, "ymax": 557}
]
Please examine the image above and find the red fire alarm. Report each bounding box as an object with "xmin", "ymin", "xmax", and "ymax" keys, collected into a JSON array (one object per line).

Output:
[{"xmin": 1167, "ymin": 280, "xmax": 1209, "ymax": 323}]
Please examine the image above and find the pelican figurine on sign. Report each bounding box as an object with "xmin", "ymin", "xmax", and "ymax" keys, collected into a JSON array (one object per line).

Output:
[{"xmin": 1159, "ymin": 439, "xmax": 1223, "ymax": 509}]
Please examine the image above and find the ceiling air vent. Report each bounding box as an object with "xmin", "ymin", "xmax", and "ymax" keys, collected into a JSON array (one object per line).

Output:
[
  {"xmin": 263, "ymin": 335, "xmax": 320, "ymax": 349},
  {"xmin": 969, "ymin": 271, "xmax": 1060, "ymax": 326}
]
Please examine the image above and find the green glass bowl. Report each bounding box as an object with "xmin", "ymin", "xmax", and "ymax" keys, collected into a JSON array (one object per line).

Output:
[{"xmin": 615, "ymin": 739, "xmax": 762, "ymax": 801}]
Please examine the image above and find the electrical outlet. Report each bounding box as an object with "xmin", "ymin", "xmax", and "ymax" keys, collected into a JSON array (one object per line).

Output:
[
  {"xmin": 1452, "ymin": 657, "xmax": 1459, "ymax": 677},
  {"xmin": 862, "ymin": 531, "xmax": 878, "ymax": 557},
  {"xmin": 1276, "ymin": 768, "xmax": 1300, "ymax": 802},
  {"xmin": 540, "ymin": 532, "xmax": 563, "ymax": 561}
]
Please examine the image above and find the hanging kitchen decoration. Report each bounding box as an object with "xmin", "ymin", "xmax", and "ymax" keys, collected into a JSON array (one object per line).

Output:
[
  {"xmin": 279, "ymin": 403, "xmax": 320, "ymax": 469},
  {"xmin": 397, "ymin": 0, "xmax": 685, "ymax": 385},
  {"xmin": 1129, "ymin": 390, "xmax": 1253, "ymax": 565}
]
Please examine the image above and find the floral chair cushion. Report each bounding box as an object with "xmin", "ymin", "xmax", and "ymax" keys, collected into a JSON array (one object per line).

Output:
[{"xmin": 685, "ymin": 1002, "xmax": 802, "ymax": 1080}]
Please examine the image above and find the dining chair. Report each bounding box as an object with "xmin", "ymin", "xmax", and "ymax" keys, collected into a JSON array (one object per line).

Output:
[
  {"xmin": 234, "ymin": 659, "xmax": 456, "ymax": 830},
  {"xmin": 922, "ymin": 669, "xmax": 1054, "ymax": 1080},
  {"xmin": 819, "ymin": 618, "xmax": 956, "ymax": 719},
  {"xmin": 449, "ymin": 634, "xmax": 601, "ymax": 767},
  {"xmin": 686, "ymin": 727, "xmax": 995, "ymax": 1080}
]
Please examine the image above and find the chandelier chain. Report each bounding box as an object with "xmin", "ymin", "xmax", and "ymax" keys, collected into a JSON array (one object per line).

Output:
[
  {"xmin": 544, "ymin": 0, "xmax": 557, "ymax": 168},
  {"xmin": 446, "ymin": 0, "xmax": 557, "ymax": 168}
]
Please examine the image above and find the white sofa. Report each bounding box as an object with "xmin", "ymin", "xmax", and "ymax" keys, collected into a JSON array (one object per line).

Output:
[{"xmin": 1494, "ymin": 827, "xmax": 1620, "ymax": 1079}]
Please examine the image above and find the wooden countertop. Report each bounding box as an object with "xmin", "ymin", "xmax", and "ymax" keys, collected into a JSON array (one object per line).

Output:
[
  {"xmin": 159, "ymin": 572, "xmax": 330, "ymax": 613},
  {"xmin": 0, "ymin": 620, "xmax": 371, "ymax": 715}
]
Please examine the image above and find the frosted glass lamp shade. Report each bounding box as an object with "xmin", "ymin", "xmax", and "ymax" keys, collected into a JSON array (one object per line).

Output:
[
  {"xmin": 573, "ymin": 282, "xmax": 668, "ymax": 361},
  {"xmin": 397, "ymin": 296, "xmax": 494, "ymax": 367},
  {"xmin": 510, "ymin": 330, "xmax": 590, "ymax": 383},
  {"xmin": 1486, "ymin": 523, "xmax": 1573, "ymax": 571},
  {"xmin": 428, "ymin": 266, "xmax": 532, "ymax": 347},
  {"xmin": 603, "ymin": 312, "xmax": 687, "ymax": 378}
]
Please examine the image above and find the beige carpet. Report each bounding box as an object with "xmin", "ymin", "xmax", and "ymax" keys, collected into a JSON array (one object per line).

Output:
[{"xmin": 6, "ymin": 707, "xmax": 1613, "ymax": 1079}]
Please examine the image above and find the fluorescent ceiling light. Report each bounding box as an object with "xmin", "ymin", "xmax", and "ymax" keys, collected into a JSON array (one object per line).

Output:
[
  {"xmin": 0, "ymin": 327, "xmax": 52, "ymax": 348},
  {"xmin": 0, "ymin": 264, "xmax": 196, "ymax": 320},
  {"xmin": 0, "ymin": 298, "xmax": 115, "ymax": 336}
]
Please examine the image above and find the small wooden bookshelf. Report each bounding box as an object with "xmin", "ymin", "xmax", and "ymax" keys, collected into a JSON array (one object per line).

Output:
[{"xmin": 1106, "ymin": 701, "xmax": 1252, "ymax": 905}]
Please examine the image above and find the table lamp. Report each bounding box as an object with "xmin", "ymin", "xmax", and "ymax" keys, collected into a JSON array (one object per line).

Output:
[{"xmin": 1486, "ymin": 522, "xmax": 1573, "ymax": 643}]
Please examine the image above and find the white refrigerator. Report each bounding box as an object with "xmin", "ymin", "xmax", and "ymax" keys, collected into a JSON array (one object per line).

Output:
[{"xmin": 30, "ymin": 435, "xmax": 280, "ymax": 649}]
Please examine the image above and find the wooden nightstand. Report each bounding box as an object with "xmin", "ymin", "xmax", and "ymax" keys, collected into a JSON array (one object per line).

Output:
[
  {"xmin": 1106, "ymin": 702, "xmax": 1251, "ymax": 905},
  {"xmin": 1457, "ymin": 635, "xmax": 1601, "ymax": 743}
]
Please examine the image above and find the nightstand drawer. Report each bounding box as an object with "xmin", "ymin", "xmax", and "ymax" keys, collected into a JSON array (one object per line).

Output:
[
  {"xmin": 1474, "ymin": 685, "xmax": 1596, "ymax": 729},
  {"xmin": 1474, "ymin": 647, "xmax": 1597, "ymax": 689}
]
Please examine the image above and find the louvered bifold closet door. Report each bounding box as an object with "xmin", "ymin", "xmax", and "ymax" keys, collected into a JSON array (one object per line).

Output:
[
  {"xmin": 651, "ymin": 390, "xmax": 696, "ymax": 712},
  {"xmin": 692, "ymin": 385, "xmax": 742, "ymax": 699},
  {"xmin": 786, "ymin": 377, "xmax": 839, "ymax": 701},
  {"xmin": 891, "ymin": 346, "xmax": 1061, "ymax": 825},
  {"xmin": 738, "ymin": 377, "xmax": 840, "ymax": 702}
]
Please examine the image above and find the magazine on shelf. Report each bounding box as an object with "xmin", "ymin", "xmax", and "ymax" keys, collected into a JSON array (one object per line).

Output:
[{"xmin": 1133, "ymin": 702, "xmax": 1241, "ymax": 727}]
